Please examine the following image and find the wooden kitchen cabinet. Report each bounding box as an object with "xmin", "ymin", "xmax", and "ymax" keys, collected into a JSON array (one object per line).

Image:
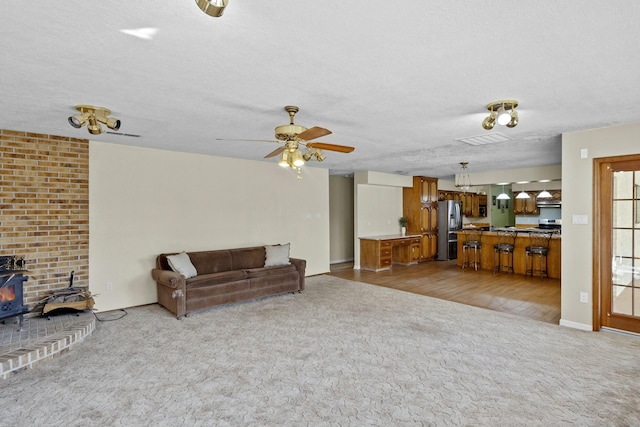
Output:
[
  {"xmin": 421, "ymin": 178, "xmax": 438, "ymax": 204},
  {"xmin": 421, "ymin": 233, "xmax": 438, "ymax": 260},
  {"xmin": 360, "ymin": 236, "xmax": 421, "ymax": 271},
  {"xmin": 514, "ymin": 193, "xmax": 538, "ymax": 215},
  {"xmin": 403, "ymin": 176, "xmax": 438, "ymax": 261}
]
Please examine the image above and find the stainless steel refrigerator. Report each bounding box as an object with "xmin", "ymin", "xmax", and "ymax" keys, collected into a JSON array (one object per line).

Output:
[{"xmin": 437, "ymin": 200, "xmax": 462, "ymax": 260}]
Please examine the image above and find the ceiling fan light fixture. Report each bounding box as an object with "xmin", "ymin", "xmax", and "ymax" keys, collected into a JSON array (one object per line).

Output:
[
  {"xmin": 195, "ymin": 0, "xmax": 229, "ymax": 17},
  {"xmin": 292, "ymin": 149, "xmax": 305, "ymax": 167},
  {"xmin": 278, "ymin": 151, "xmax": 290, "ymax": 167},
  {"xmin": 483, "ymin": 100, "xmax": 519, "ymax": 130}
]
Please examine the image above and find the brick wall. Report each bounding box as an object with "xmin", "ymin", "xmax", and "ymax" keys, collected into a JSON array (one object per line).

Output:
[{"xmin": 0, "ymin": 129, "xmax": 89, "ymax": 315}]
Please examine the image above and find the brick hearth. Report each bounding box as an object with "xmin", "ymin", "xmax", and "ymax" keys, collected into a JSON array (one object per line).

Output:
[{"xmin": 0, "ymin": 312, "xmax": 94, "ymax": 379}]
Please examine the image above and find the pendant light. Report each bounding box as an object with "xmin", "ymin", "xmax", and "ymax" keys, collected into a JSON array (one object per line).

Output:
[
  {"xmin": 496, "ymin": 185, "xmax": 510, "ymax": 200},
  {"xmin": 515, "ymin": 183, "xmax": 530, "ymax": 199},
  {"xmin": 454, "ymin": 162, "xmax": 472, "ymax": 192},
  {"xmin": 537, "ymin": 181, "xmax": 552, "ymax": 198}
]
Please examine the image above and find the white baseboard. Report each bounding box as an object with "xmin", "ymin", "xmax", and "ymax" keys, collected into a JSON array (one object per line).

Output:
[
  {"xmin": 330, "ymin": 258, "xmax": 354, "ymax": 264},
  {"xmin": 559, "ymin": 318, "xmax": 593, "ymax": 331}
]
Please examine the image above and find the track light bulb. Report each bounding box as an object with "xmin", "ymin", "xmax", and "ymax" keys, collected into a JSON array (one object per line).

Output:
[
  {"xmin": 482, "ymin": 112, "xmax": 496, "ymax": 130},
  {"xmin": 87, "ymin": 116, "xmax": 102, "ymax": 135},
  {"xmin": 496, "ymin": 106, "xmax": 511, "ymax": 126},
  {"xmin": 195, "ymin": 0, "xmax": 229, "ymax": 17},
  {"xmin": 506, "ymin": 109, "xmax": 518, "ymax": 128},
  {"xmin": 68, "ymin": 112, "xmax": 90, "ymax": 128}
]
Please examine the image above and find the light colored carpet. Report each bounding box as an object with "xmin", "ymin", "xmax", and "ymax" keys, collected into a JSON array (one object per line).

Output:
[{"xmin": 2, "ymin": 275, "xmax": 639, "ymax": 426}]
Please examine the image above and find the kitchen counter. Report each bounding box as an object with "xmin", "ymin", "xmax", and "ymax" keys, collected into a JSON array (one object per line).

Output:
[{"xmin": 456, "ymin": 230, "xmax": 561, "ymax": 278}]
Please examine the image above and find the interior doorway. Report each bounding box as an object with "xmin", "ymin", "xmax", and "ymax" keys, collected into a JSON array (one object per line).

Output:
[{"xmin": 594, "ymin": 154, "xmax": 640, "ymax": 333}]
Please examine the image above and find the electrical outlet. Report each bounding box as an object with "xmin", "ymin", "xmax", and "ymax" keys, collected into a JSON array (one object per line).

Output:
[
  {"xmin": 106, "ymin": 282, "xmax": 113, "ymax": 291},
  {"xmin": 580, "ymin": 292, "xmax": 588, "ymax": 303}
]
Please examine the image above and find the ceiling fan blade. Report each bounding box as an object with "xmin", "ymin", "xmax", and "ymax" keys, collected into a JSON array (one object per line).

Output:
[
  {"xmin": 264, "ymin": 146, "xmax": 285, "ymax": 158},
  {"xmin": 296, "ymin": 126, "xmax": 332, "ymax": 142},
  {"xmin": 306, "ymin": 142, "xmax": 355, "ymax": 153}
]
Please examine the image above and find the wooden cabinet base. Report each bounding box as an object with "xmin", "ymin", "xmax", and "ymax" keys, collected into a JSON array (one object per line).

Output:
[
  {"xmin": 455, "ymin": 231, "xmax": 561, "ymax": 279},
  {"xmin": 360, "ymin": 235, "xmax": 421, "ymax": 271}
]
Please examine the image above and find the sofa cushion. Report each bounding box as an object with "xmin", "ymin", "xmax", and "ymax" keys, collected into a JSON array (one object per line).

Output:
[
  {"xmin": 188, "ymin": 250, "xmax": 233, "ymax": 274},
  {"xmin": 186, "ymin": 270, "xmax": 248, "ymax": 288},
  {"xmin": 245, "ymin": 264, "xmax": 297, "ymax": 278},
  {"xmin": 166, "ymin": 252, "xmax": 198, "ymax": 279},
  {"xmin": 230, "ymin": 246, "xmax": 266, "ymax": 270},
  {"xmin": 264, "ymin": 243, "xmax": 291, "ymax": 267}
]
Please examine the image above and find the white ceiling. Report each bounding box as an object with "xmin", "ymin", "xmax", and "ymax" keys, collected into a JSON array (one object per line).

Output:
[{"xmin": 3, "ymin": 1, "xmax": 640, "ymax": 180}]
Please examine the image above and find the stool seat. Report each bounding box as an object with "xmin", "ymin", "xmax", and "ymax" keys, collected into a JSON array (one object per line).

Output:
[{"xmin": 493, "ymin": 230, "xmax": 517, "ymax": 274}]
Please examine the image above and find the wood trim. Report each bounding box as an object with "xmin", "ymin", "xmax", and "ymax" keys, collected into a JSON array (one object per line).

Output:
[{"xmin": 593, "ymin": 153, "xmax": 640, "ymax": 332}]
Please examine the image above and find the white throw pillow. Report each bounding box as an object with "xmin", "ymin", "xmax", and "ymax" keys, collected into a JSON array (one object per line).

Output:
[
  {"xmin": 264, "ymin": 243, "xmax": 291, "ymax": 267},
  {"xmin": 166, "ymin": 252, "xmax": 198, "ymax": 278}
]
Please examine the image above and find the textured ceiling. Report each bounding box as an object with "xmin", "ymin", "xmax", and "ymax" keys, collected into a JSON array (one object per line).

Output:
[{"xmin": 2, "ymin": 1, "xmax": 640, "ymax": 180}]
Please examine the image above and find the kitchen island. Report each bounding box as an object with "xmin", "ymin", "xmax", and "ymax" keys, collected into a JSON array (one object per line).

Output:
[{"xmin": 456, "ymin": 228, "xmax": 561, "ymax": 279}]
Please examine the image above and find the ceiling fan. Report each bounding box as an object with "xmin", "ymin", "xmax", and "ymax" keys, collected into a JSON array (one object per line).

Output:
[{"xmin": 218, "ymin": 106, "xmax": 355, "ymax": 170}]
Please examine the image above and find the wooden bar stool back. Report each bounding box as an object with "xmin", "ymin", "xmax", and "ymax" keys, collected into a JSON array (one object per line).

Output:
[
  {"xmin": 493, "ymin": 230, "xmax": 517, "ymax": 274},
  {"xmin": 525, "ymin": 232, "xmax": 553, "ymax": 278}
]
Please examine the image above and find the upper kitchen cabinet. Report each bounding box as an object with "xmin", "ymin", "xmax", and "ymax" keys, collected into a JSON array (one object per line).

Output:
[
  {"xmin": 514, "ymin": 193, "xmax": 538, "ymax": 215},
  {"xmin": 438, "ymin": 191, "xmax": 487, "ymax": 218},
  {"xmin": 420, "ymin": 177, "xmax": 438, "ymax": 204}
]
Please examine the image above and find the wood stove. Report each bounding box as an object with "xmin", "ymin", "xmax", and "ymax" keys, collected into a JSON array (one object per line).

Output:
[{"xmin": 0, "ymin": 256, "xmax": 29, "ymax": 330}]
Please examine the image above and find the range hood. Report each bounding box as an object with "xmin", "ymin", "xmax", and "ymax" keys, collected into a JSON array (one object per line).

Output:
[{"xmin": 537, "ymin": 200, "xmax": 561, "ymax": 208}]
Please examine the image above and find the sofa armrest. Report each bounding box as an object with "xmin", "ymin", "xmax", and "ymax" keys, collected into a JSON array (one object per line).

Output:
[
  {"xmin": 289, "ymin": 258, "xmax": 306, "ymax": 291},
  {"xmin": 151, "ymin": 269, "xmax": 186, "ymax": 289}
]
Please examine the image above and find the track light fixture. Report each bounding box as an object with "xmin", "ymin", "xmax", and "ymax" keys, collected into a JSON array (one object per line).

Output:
[
  {"xmin": 482, "ymin": 100, "xmax": 518, "ymax": 130},
  {"xmin": 68, "ymin": 105, "xmax": 120, "ymax": 135},
  {"xmin": 195, "ymin": 0, "xmax": 229, "ymax": 17}
]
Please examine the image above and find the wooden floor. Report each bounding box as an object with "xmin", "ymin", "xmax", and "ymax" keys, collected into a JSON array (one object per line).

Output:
[{"xmin": 329, "ymin": 259, "xmax": 561, "ymax": 324}]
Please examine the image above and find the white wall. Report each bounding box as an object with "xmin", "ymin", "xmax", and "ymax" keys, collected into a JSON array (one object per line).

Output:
[
  {"xmin": 89, "ymin": 142, "xmax": 330, "ymax": 312},
  {"xmin": 329, "ymin": 176, "xmax": 354, "ymax": 263},
  {"xmin": 561, "ymin": 121, "xmax": 640, "ymax": 330},
  {"xmin": 353, "ymin": 171, "xmax": 412, "ymax": 268}
]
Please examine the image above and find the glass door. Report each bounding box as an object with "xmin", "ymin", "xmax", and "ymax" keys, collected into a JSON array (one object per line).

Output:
[{"xmin": 597, "ymin": 156, "xmax": 640, "ymax": 333}]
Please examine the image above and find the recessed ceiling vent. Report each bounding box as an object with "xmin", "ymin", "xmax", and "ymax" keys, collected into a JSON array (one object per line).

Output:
[{"xmin": 455, "ymin": 133, "xmax": 512, "ymax": 146}]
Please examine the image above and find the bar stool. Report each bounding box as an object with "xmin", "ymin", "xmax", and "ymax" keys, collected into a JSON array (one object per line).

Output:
[
  {"xmin": 525, "ymin": 231, "xmax": 553, "ymax": 278},
  {"xmin": 493, "ymin": 230, "xmax": 517, "ymax": 274},
  {"xmin": 462, "ymin": 229, "xmax": 483, "ymax": 271}
]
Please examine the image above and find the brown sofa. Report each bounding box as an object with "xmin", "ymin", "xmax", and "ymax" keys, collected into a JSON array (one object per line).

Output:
[{"xmin": 151, "ymin": 245, "xmax": 306, "ymax": 319}]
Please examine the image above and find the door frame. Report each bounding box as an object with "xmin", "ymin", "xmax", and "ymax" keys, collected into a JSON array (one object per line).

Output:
[{"xmin": 593, "ymin": 153, "xmax": 640, "ymax": 331}]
